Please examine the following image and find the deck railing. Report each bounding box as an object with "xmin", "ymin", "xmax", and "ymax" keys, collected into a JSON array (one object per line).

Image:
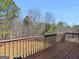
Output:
[
  {"xmin": 1, "ymin": 33, "xmax": 79, "ymax": 59},
  {"xmin": 65, "ymin": 32, "xmax": 79, "ymax": 44},
  {"xmin": 0, "ymin": 34, "xmax": 57, "ymax": 59}
]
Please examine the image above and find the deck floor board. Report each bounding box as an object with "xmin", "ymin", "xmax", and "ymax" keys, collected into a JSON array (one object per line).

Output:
[{"xmin": 26, "ymin": 42, "xmax": 79, "ymax": 59}]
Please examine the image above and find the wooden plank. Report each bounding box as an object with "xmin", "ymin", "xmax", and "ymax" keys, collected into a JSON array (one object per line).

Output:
[{"xmin": 25, "ymin": 42, "xmax": 79, "ymax": 59}]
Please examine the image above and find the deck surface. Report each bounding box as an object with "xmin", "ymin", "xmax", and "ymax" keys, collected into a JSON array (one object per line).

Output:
[
  {"xmin": 27, "ymin": 42, "xmax": 79, "ymax": 59},
  {"xmin": 47, "ymin": 42, "xmax": 79, "ymax": 59}
]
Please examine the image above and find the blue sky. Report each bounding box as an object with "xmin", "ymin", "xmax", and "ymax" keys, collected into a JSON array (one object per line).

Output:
[{"xmin": 13, "ymin": 0, "xmax": 79, "ymax": 25}]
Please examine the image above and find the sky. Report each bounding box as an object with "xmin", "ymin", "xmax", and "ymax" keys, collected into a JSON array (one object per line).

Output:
[{"xmin": 13, "ymin": 0, "xmax": 79, "ymax": 25}]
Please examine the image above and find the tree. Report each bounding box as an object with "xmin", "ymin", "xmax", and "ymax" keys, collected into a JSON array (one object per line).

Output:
[
  {"xmin": 23, "ymin": 8, "xmax": 46, "ymax": 36},
  {"xmin": 56, "ymin": 21, "xmax": 65, "ymax": 33},
  {"xmin": 57, "ymin": 21, "xmax": 64, "ymax": 26},
  {"xmin": 0, "ymin": 0, "xmax": 20, "ymax": 39},
  {"xmin": 44, "ymin": 12, "xmax": 56, "ymax": 34},
  {"xmin": 0, "ymin": 0, "xmax": 19, "ymax": 19},
  {"xmin": 56, "ymin": 21, "xmax": 71, "ymax": 33},
  {"xmin": 23, "ymin": 16, "xmax": 30, "ymax": 37},
  {"xmin": 45, "ymin": 12, "xmax": 53, "ymax": 24},
  {"xmin": 73, "ymin": 25, "xmax": 79, "ymax": 32},
  {"xmin": 28, "ymin": 8, "xmax": 43, "ymax": 35}
]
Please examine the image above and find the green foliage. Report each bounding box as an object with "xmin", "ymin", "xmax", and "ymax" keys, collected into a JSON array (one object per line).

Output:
[
  {"xmin": 57, "ymin": 21, "xmax": 65, "ymax": 27},
  {"xmin": 0, "ymin": 0, "xmax": 19, "ymax": 36},
  {"xmin": 44, "ymin": 23, "xmax": 55, "ymax": 34},
  {"xmin": 0, "ymin": 14, "xmax": 4, "ymax": 17},
  {"xmin": 73, "ymin": 25, "xmax": 79, "ymax": 31},
  {"xmin": 23, "ymin": 16, "xmax": 30, "ymax": 26},
  {"xmin": 0, "ymin": 20, "xmax": 10, "ymax": 36},
  {"xmin": 0, "ymin": 0, "xmax": 19, "ymax": 17},
  {"xmin": 0, "ymin": 0, "xmax": 3, "ymax": 2}
]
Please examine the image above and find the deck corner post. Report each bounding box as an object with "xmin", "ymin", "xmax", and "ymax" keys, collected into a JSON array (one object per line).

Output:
[{"xmin": 61, "ymin": 33, "xmax": 65, "ymax": 42}]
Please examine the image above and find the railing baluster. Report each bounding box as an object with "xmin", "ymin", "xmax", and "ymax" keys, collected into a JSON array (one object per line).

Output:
[
  {"xmin": 30, "ymin": 40, "xmax": 32, "ymax": 55},
  {"xmin": 26, "ymin": 40, "xmax": 27, "ymax": 57},
  {"xmin": 31, "ymin": 40, "xmax": 33, "ymax": 54},
  {"xmin": 23, "ymin": 40, "xmax": 24, "ymax": 58},
  {"xmin": 8, "ymin": 42, "xmax": 10, "ymax": 59},
  {"xmin": 27, "ymin": 40, "xmax": 29, "ymax": 56},
  {"xmin": 0, "ymin": 44, "xmax": 1, "ymax": 56},
  {"xmin": 0, "ymin": 34, "xmax": 58, "ymax": 59},
  {"xmin": 21, "ymin": 40, "xmax": 23, "ymax": 58},
  {"xmin": 34, "ymin": 40, "xmax": 36, "ymax": 53},
  {"xmin": 13, "ymin": 42, "xmax": 14, "ymax": 59},
  {"xmin": 37, "ymin": 41, "xmax": 38, "ymax": 52},
  {"xmin": 25, "ymin": 40, "xmax": 27, "ymax": 57},
  {"xmin": 23, "ymin": 40, "xmax": 26, "ymax": 57},
  {"xmin": 20, "ymin": 40, "xmax": 21, "ymax": 57},
  {"xmin": 35, "ymin": 40, "xmax": 37, "ymax": 53},
  {"xmin": 16, "ymin": 41, "xmax": 18, "ymax": 59}
]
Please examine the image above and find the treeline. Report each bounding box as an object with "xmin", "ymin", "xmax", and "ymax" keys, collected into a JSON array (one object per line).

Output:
[{"xmin": 0, "ymin": 0, "xmax": 79, "ymax": 39}]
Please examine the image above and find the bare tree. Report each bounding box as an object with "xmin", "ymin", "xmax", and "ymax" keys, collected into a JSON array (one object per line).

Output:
[
  {"xmin": 23, "ymin": 8, "xmax": 45, "ymax": 36},
  {"xmin": 44, "ymin": 12, "xmax": 55, "ymax": 34}
]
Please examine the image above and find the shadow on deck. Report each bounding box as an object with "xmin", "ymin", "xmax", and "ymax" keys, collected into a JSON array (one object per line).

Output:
[{"xmin": 26, "ymin": 41, "xmax": 79, "ymax": 59}]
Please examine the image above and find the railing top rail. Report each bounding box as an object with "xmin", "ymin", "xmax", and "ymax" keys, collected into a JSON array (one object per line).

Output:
[
  {"xmin": 44, "ymin": 33, "xmax": 57, "ymax": 37},
  {"xmin": 0, "ymin": 35, "xmax": 44, "ymax": 43},
  {"xmin": 0, "ymin": 33, "xmax": 57, "ymax": 43},
  {"xmin": 65, "ymin": 32, "xmax": 79, "ymax": 35}
]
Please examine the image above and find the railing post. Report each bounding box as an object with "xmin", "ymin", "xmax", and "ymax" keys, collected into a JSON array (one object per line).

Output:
[
  {"xmin": 61, "ymin": 33, "xmax": 65, "ymax": 42},
  {"xmin": 77, "ymin": 34, "xmax": 79, "ymax": 46},
  {"xmin": 78, "ymin": 34, "xmax": 79, "ymax": 46}
]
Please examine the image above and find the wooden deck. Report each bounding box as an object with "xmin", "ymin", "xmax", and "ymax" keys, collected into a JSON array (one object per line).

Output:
[
  {"xmin": 26, "ymin": 41, "xmax": 79, "ymax": 59},
  {"xmin": 0, "ymin": 33, "xmax": 79, "ymax": 59}
]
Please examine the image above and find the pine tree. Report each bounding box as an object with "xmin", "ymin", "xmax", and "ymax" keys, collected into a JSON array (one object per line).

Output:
[{"xmin": 0, "ymin": 0, "xmax": 19, "ymax": 39}]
